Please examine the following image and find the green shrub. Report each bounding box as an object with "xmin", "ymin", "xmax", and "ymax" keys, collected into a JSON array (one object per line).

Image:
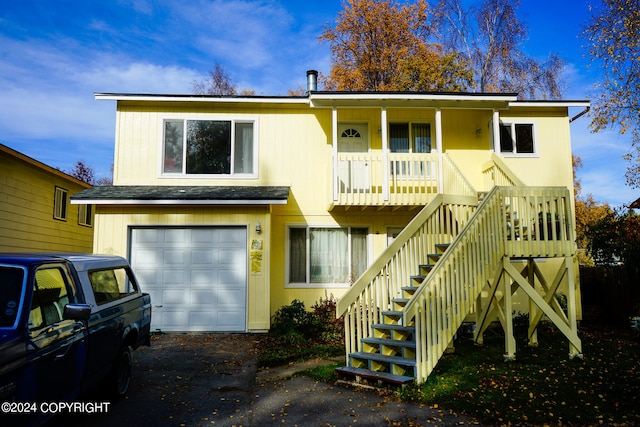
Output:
[
  {"xmin": 270, "ymin": 299, "xmax": 317, "ymax": 338},
  {"xmin": 270, "ymin": 296, "xmax": 344, "ymax": 344},
  {"xmin": 260, "ymin": 297, "xmax": 345, "ymax": 367},
  {"xmin": 311, "ymin": 295, "xmax": 344, "ymax": 345}
]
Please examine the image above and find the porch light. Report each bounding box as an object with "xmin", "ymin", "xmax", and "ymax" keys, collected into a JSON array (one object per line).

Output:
[{"xmin": 255, "ymin": 221, "xmax": 262, "ymax": 234}]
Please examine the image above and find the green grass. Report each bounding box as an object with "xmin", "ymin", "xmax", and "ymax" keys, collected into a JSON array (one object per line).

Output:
[
  {"xmin": 299, "ymin": 324, "xmax": 640, "ymax": 426},
  {"xmin": 298, "ymin": 362, "xmax": 343, "ymax": 382},
  {"xmin": 258, "ymin": 334, "xmax": 344, "ymax": 368},
  {"xmin": 410, "ymin": 325, "xmax": 640, "ymax": 425}
]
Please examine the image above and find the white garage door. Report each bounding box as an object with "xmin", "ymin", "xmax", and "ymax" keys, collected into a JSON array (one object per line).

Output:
[{"xmin": 130, "ymin": 227, "xmax": 247, "ymax": 332}]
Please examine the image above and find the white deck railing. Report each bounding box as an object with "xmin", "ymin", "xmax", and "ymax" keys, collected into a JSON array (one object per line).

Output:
[
  {"xmin": 334, "ymin": 153, "xmax": 443, "ymax": 206},
  {"xmin": 482, "ymin": 153, "xmax": 526, "ymax": 188}
]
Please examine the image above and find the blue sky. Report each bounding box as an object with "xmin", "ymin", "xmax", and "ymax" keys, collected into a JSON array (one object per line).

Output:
[{"xmin": 0, "ymin": 0, "xmax": 635, "ymax": 206}]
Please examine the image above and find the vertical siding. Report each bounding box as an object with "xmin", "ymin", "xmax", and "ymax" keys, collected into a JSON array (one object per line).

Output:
[
  {"xmin": 101, "ymin": 100, "xmax": 577, "ymax": 320},
  {"xmin": 0, "ymin": 152, "xmax": 93, "ymax": 252}
]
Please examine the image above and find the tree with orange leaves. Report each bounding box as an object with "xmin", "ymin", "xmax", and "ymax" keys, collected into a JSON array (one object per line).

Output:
[{"xmin": 319, "ymin": 0, "xmax": 471, "ymax": 91}]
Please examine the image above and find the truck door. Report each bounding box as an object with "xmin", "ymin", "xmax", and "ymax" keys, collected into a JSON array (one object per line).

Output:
[{"xmin": 23, "ymin": 264, "xmax": 88, "ymax": 402}]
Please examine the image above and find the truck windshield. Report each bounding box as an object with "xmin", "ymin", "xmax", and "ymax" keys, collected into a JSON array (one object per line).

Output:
[{"xmin": 0, "ymin": 266, "xmax": 25, "ymax": 328}]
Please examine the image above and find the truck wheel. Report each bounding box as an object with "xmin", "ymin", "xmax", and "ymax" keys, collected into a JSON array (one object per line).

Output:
[{"xmin": 111, "ymin": 345, "xmax": 132, "ymax": 398}]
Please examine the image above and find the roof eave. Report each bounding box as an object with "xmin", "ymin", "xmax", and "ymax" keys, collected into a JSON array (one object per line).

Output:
[
  {"xmin": 94, "ymin": 93, "xmax": 309, "ymax": 104},
  {"xmin": 71, "ymin": 199, "xmax": 288, "ymax": 205},
  {"xmin": 308, "ymin": 92, "xmax": 518, "ymax": 109},
  {"xmin": 509, "ymin": 100, "xmax": 591, "ymax": 108}
]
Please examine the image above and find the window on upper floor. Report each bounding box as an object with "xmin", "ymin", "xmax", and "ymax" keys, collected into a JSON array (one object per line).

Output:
[
  {"xmin": 162, "ymin": 119, "xmax": 255, "ymax": 176},
  {"xmin": 389, "ymin": 123, "xmax": 432, "ymax": 153},
  {"xmin": 288, "ymin": 226, "xmax": 368, "ymax": 287},
  {"xmin": 53, "ymin": 187, "xmax": 68, "ymax": 221},
  {"xmin": 498, "ymin": 122, "xmax": 536, "ymax": 155}
]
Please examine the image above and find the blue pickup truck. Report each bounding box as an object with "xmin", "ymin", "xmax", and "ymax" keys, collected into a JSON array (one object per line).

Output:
[{"xmin": 0, "ymin": 253, "xmax": 151, "ymax": 425}]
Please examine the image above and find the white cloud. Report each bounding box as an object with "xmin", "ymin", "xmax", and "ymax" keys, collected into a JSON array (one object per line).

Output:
[{"xmin": 82, "ymin": 61, "xmax": 200, "ymax": 93}]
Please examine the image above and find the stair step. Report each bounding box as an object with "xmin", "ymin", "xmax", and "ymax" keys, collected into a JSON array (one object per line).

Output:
[
  {"xmin": 362, "ymin": 337, "xmax": 416, "ymax": 349},
  {"xmin": 372, "ymin": 324, "xmax": 415, "ymax": 340},
  {"xmin": 372, "ymin": 323, "xmax": 415, "ymax": 333},
  {"xmin": 410, "ymin": 275, "xmax": 426, "ymax": 286},
  {"xmin": 435, "ymin": 243, "xmax": 450, "ymax": 253},
  {"xmin": 350, "ymin": 352, "xmax": 416, "ymax": 367},
  {"xmin": 392, "ymin": 297, "xmax": 410, "ymax": 308},
  {"xmin": 382, "ymin": 310, "xmax": 403, "ymax": 321},
  {"xmin": 362, "ymin": 336, "xmax": 416, "ymax": 358},
  {"xmin": 427, "ymin": 253, "xmax": 442, "ymax": 263},
  {"xmin": 335, "ymin": 366, "xmax": 414, "ymax": 385}
]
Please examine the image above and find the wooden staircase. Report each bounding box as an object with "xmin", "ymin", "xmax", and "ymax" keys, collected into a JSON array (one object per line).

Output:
[
  {"xmin": 336, "ymin": 243, "xmax": 449, "ymax": 386},
  {"xmin": 336, "ymin": 187, "xmax": 581, "ymax": 387}
]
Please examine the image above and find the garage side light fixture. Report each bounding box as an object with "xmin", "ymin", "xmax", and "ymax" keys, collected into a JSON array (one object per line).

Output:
[{"xmin": 255, "ymin": 221, "xmax": 262, "ymax": 234}]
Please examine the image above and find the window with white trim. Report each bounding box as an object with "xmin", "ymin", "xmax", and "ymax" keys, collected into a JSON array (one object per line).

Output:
[
  {"xmin": 53, "ymin": 187, "xmax": 68, "ymax": 221},
  {"xmin": 162, "ymin": 119, "xmax": 255, "ymax": 175},
  {"xmin": 498, "ymin": 122, "xmax": 536, "ymax": 155},
  {"xmin": 288, "ymin": 226, "xmax": 368, "ymax": 286},
  {"xmin": 78, "ymin": 204, "xmax": 93, "ymax": 227}
]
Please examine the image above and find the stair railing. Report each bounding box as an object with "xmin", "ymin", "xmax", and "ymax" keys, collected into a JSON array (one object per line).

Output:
[
  {"xmin": 403, "ymin": 186, "xmax": 575, "ymax": 382},
  {"xmin": 442, "ymin": 153, "xmax": 478, "ymax": 197},
  {"xmin": 482, "ymin": 153, "xmax": 526, "ymax": 187},
  {"xmin": 336, "ymin": 194, "xmax": 479, "ymax": 358}
]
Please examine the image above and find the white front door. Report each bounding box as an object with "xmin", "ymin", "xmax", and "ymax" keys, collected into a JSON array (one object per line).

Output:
[
  {"xmin": 130, "ymin": 227, "xmax": 247, "ymax": 332},
  {"xmin": 338, "ymin": 123, "xmax": 370, "ymax": 191}
]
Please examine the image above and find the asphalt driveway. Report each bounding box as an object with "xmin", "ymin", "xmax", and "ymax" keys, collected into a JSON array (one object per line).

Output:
[{"xmin": 46, "ymin": 333, "xmax": 481, "ymax": 426}]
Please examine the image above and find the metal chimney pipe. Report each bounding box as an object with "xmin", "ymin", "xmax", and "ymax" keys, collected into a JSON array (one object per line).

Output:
[{"xmin": 306, "ymin": 70, "xmax": 318, "ymax": 93}]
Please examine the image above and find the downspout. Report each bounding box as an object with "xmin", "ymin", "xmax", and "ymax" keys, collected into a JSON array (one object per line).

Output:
[
  {"xmin": 569, "ymin": 106, "xmax": 590, "ymax": 123},
  {"xmin": 435, "ymin": 108, "xmax": 443, "ymax": 194}
]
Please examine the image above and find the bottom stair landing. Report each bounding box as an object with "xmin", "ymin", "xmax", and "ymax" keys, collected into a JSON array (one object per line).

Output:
[{"xmin": 335, "ymin": 366, "xmax": 414, "ymax": 386}]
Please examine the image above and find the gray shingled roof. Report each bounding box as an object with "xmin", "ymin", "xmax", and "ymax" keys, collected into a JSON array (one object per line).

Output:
[{"xmin": 71, "ymin": 186, "xmax": 289, "ymax": 204}]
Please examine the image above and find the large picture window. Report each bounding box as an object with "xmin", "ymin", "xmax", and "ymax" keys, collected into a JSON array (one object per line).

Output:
[
  {"xmin": 499, "ymin": 122, "xmax": 535, "ymax": 155},
  {"xmin": 288, "ymin": 226, "xmax": 368, "ymax": 286},
  {"xmin": 163, "ymin": 119, "xmax": 255, "ymax": 175}
]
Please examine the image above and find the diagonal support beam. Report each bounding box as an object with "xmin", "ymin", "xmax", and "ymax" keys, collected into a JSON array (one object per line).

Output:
[
  {"xmin": 503, "ymin": 261, "xmax": 582, "ymax": 354},
  {"xmin": 528, "ymin": 259, "xmax": 568, "ymax": 337},
  {"xmin": 474, "ymin": 260, "xmax": 505, "ymax": 344}
]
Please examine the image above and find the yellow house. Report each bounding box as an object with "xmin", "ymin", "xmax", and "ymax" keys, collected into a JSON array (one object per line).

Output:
[
  {"xmin": 72, "ymin": 71, "xmax": 588, "ymax": 383},
  {"xmin": 0, "ymin": 143, "xmax": 94, "ymax": 253}
]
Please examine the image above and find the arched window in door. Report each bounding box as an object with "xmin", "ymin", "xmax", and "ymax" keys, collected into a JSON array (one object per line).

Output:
[{"xmin": 341, "ymin": 128, "xmax": 362, "ymax": 138}]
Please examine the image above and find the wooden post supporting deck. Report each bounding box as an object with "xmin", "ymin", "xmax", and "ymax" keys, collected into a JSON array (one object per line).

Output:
[{"xmin": 475, "ymin": 256, "xmax": 583, "ymax": 361}]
